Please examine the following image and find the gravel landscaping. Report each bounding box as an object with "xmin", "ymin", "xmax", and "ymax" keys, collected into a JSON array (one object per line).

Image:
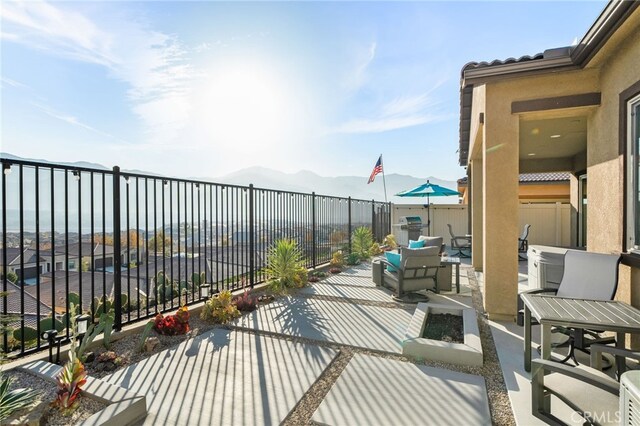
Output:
[{"xmin": 3, "ymin": 369, "xmax": 107, "ymax": 425}]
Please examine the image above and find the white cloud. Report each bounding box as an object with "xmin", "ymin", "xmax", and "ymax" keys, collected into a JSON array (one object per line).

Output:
[
  {"xmin": 31, "ymin": 102, "xmax": 128, "ymax": 143},
  {"xmin": 1, "ymin": 1, "xmax": 193, "ymax": 143},
  {"xmin": 343, "ymin": 41, "xmax": 377, "ymax": 92},
  {"xmin": 331, "ymin": 91, "xmax": 448, "ymax": 134}
]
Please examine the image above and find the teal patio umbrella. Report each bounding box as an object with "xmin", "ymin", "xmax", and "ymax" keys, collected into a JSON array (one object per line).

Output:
[{"xmin": 396, "ymin": 180, "xmax": 461, "ymax": 235}]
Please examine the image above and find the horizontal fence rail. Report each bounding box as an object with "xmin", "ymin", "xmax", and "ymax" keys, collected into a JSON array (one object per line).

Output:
[{"xmin": 0, "ymin": 158, "xmax": 391, "ymax": 357}]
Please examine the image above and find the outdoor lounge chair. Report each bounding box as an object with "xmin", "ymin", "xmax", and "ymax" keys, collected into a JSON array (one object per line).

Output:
[
  {"xmin": 447, "ymin": 224, "xmax": 471, "ymax": 258},
  {"xmin": 377, "ymin": 246, "xmax": 441, "ymax": 302},
  {"xmin": 531, "ymin": 358, "xmax": 619, "ymax": 425},
  {"xmin": 517, "ymin": 250, "xmax": 622, "ymax": 366},
  {"xmin": 418, "ymin": 235, "xmax": 444, "ymax": 254},
  {"xmin": 518, "ymin": 224, "xmax": 531, "ymax": 260}
]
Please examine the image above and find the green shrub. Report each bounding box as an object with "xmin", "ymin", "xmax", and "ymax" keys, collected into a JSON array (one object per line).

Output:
[
  {"xmin": 352, "ymin": 227, "xmax": 374, "ymax": 260},
  {"xmin": 383, "ymin": 234, "xmax": 397, "ymax": 249},
  {"xmin": 200, "ymin": 290, "xmax": 240, "ymax": 324},
  {"xmin": 330, "ymin": 251, "xmax": 344, "ymax": 268},
  {"xmin": 4, "ymin": 272, "xmax": 17, "ymax": 284}
]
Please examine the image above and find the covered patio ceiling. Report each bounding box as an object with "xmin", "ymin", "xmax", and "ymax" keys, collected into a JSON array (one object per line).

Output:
[{"xmin": 519, "ymin": 113, "xmax": 588, "ymax": 173}]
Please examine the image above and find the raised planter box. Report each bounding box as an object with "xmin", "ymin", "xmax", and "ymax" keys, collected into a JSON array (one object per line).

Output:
[
  {"xmin": 402, "ymin": 302, "xmax": 483, "ymax": 366},
  {"xmin": 18, "ymin": 360, "xmax": 147, "ymax": 426}
]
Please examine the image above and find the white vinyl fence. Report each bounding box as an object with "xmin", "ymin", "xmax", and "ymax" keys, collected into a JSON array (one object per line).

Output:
[{"xmin": 392, "ymin": 203, "xmax": 571, "ymax": 247}]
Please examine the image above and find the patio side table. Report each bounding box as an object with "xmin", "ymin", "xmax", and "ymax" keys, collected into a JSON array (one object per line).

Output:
[
  {"xmin": 521, "ymin": 294, "xmax": 640, "ymax": 378},
  {"xmin": 441, "ymin": 256, "xmax": 461, "ymax": 293}
]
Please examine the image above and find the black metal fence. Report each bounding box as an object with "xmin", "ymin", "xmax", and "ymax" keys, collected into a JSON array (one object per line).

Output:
[{"xmin": 0, "ymin": 158, "xmax": 391, "ymax": 357}]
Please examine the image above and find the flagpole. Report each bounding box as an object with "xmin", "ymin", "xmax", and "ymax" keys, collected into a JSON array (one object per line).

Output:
[{"xmin": 380, "ymin": 154, "xmax": 388, "ymax": 203}]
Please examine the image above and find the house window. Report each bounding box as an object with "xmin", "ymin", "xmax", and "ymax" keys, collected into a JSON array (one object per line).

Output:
[
  {"xmin": 68, "ymin": 260, "xmax": 76, "ymax": 270},
  {"xmin": 628, "ymin": 95, "xmax": 640, "ymax": 253}
]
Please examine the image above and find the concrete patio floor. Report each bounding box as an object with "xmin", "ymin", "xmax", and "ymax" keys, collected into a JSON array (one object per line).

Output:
[
  {"xmin": 104, "ymin": 329, "xmax": 338, "ymax": 425},
  {"xmin": 233, "ymin": 296, "xmax": 414, "ymax": 353},
  {"xmin": 101, "ymin": 260, "xmax": 491, "ymax": 425},
  {"xmin": 313, "ymin": 354, "xmax": 491, "ymax": 426}
]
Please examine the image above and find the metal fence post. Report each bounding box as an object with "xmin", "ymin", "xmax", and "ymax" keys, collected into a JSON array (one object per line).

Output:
[
  {"xmin": 347, "ymin": 197, "xmax": 352, "ymax": 253},
  {"xmin": 388, "ymin": 202, "xmax": 392, "ymax": 236},
  {"xmin": 371, "ymin": 199, "xmax": 376, "ymax": 241},
  {"xmin": 249, "ymin": 184, "xmax": 255, "ymax": 287},
  {"xmin": 311, "ymin": 192, "xmax": 316, "ymax": 268},
  {"xmin": 112, "ymin": 166, "xmax": 122, "ymax": 331}
]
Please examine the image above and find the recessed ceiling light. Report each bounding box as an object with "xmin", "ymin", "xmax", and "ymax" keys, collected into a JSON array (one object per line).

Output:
[
  {"xmin": 528, "ymin": 153, "xmax": 536, "ymax": 156},
  {"xmin": 550, "ymin": 134, "xmax": 562, "ymax": 139}
]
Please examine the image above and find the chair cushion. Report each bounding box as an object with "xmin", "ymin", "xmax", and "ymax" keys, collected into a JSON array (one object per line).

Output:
[
  {"xmin": 385, "ymin": 252, "xmax": 401, "ymax": 272},
  {"xmin": 543, "ymin": 369, "xmax": 619, "ymax": 425},
  {"xmin": 408, "ymin": 240, "xmax": 425, "ymax": 249}
]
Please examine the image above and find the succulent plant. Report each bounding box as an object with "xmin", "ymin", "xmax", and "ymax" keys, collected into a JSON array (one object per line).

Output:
[
  {"xmin": 53, "ymin": 357, "xmax": 86, "ymax": 413},
  {"xmin": 201, "ymin": 291, "xmax": 240, "ymax": 324}
]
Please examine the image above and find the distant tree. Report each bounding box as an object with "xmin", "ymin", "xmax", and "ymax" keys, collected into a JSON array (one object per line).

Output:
[
  {"xmin": 148, "ymin": 231, "xmax": 172, "ymax": 252},
  {"xmin": 95, "ymin": 235, "xmax": 114, "ymax": 245}
]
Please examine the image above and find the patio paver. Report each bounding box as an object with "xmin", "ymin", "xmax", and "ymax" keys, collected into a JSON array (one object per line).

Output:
[
  {"xmin": 312, "ymin": 354, "xmax": 491, "ymax": 425},
  {"xmin": 103, "ymin": 329, "xmax": 338, "ymax": 425},
  {"xmin": 234, "ymin": 296, "xmax": 413, "ymax": 353},
  {"xmin": 298, "ymin": 281, "xmax": 394, "ymax": 302},
  {"xmin": 318, "ymin": 273, "xmax": 377, "ymax": 287}
]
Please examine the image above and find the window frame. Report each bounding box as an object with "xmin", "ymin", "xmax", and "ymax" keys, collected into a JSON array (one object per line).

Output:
[{"xmin": 626, "ymin": 94, "xmax": 640, "ymax": 254}]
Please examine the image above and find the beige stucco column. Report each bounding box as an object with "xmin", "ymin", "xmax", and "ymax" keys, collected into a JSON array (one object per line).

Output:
[
  {"xmin": 470, "ymin": 159, "xmax": 483, "ymax": 270},
  {"xmin": 482, "ymin": 108, "xmax": 519, "ymax": 320}
]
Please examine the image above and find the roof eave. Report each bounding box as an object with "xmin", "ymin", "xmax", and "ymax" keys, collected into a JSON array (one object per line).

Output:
[{"xmin": 462, "ymin": 56, "xmax": 575, "ymax": 86}]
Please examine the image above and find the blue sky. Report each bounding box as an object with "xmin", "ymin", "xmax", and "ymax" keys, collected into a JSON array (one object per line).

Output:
[{"xmin": 1, "ymin": 1, "xmax": 606, "ymax": 181}]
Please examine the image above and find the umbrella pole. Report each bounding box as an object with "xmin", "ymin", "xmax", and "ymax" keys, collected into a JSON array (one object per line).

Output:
[{"xmin": 427, "ymin": 194, "xmax": 431, "ymax": 236}]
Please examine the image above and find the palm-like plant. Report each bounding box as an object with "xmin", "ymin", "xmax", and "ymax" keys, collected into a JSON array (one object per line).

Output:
[
  {"xmin": 352, "ymin": 226, "xmax": 374, "ymax": 260},
  {"xmin": 265, "ymin": 239, "xmax": 306, "ymax": 289}
]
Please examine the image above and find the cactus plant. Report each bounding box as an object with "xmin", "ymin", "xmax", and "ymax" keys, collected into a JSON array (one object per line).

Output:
[
  {"xmin": 191, "ymin": 273, "xmax": 200, "ymax": 286},
  {"xmin": 13, "ymin": 326, "xmax": 38, "ymax": 342},
  {"xmin": 39, "ymin": 317, "xmax": 64, "ymax": 332},
  {"xmin": 67, "ymin": 292, "xmax": 80, "ymax": 310}
]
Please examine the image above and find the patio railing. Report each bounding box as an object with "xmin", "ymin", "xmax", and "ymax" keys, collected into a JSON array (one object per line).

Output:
[{"xmin": 0, "ymin": 158, "xmax": 391, "ymax": 357}]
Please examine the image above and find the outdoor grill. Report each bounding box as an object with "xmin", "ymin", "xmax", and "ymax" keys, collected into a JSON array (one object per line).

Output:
[{"xmin": 393, "ymin": 216, "xmax": 425, "ymax": 246}]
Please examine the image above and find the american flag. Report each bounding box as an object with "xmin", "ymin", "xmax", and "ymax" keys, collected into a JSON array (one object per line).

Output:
[{"xmin": 367, "ymin": 155, "xmax": 383, "ymax": 184}]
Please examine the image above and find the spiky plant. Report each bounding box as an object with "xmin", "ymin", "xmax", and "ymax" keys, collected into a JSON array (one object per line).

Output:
[
  {"xmin": 265, "ymin": 239, "xmax": 305, "ymax": 289},
  {"xmin": 352, "ymin": 226, "xmax": 374, "ymax": 260},
  {"xmin": 0, "ymin": 291, "xmax": 38, "ymax": 421},
  {"xmin": 0, "ymin": 374, "xmax": 39, "ymax": 421}
]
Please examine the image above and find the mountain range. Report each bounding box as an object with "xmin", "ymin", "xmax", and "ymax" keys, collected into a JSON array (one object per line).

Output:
[
  {"xmin": 0, "ymin": 153, "xmax": 461, "ymax": 204},
  {"xmin": 205, "ymin": 166, "xmax": 460, "ymax": 204}
]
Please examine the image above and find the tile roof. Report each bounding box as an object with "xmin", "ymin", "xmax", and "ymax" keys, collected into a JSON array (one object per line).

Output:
[
  {"xmin": 457, "ymin": 172, "xmax": 571, "ymax": 185},
  {"xmin": 461, "ymin": 53, "xmax": 545, "ymax": 73}
]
